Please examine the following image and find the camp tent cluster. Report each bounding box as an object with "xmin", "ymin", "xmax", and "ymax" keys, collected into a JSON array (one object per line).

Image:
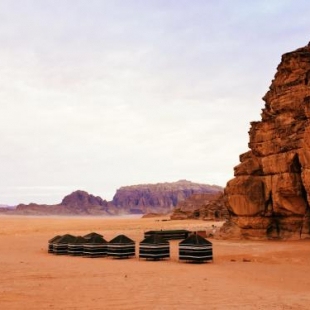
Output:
[
  {"xmin": 49, "ymin": 233, "xmax": 137, "ymax": 259},
  {"xmin": 49, "ymin": 232, "xmax": 108, "ymax": 258},
  {"xmin": 49, "ymin": 233, "xmax": 136, "ymax": 259},
  {"xmin": 48, "ymin": 230, "xmax": 213, "ymax": 262}
]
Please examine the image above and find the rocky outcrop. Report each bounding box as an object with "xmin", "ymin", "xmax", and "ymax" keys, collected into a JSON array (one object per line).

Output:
[
  {"xmin": 60, "ymin": 190, "xmax": 110, "ymax": 214},
  {"xmin": 223, "ymin": 43, "xmax": 310, "ymax": 239},
  {"xmin": 111, "ymin": 180, "xmax": 223, "ymax": 214},
  {"xmin": 171, "ymin": 192, "xmax": 229, "ymax": 220}
]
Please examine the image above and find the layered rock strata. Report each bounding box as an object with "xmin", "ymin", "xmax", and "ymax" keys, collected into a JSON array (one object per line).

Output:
[{"xmin": 223, "ymin": 43, "xmax": 310, "ymax": 239}]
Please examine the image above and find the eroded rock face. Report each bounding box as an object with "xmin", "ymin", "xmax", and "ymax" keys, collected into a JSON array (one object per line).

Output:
[
  {"xmin": 223, "ymin": 43, "xmax": 310, "ymax": 239},
  {"xmin": 170, "ymin": 193, "xmax": 229, "ymax": 221}
]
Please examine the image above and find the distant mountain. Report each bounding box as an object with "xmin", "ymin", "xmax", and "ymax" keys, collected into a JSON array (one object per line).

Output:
[
  {"xmin": 61, "ymin": 190, "xmax": 110, "ymax": 214},
  {"xmin": 111, "ymin": 180, "xmax": 223, "ymax": 214},
  {"xmin": 13, "ymin": 190, "xmax": 111, "ymax": 216},
  {"xmin": 0, "ymin": 180, "xmax": 223, "ymax": 216}
]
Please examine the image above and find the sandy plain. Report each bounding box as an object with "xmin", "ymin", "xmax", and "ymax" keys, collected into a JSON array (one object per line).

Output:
[{"xmin": 0, "ymin": 215, "xmax": 310, "ymax": 310}]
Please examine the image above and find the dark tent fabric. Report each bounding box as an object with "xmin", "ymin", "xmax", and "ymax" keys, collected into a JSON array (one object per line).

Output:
[
  {"xmin": 52, "ymin": 234, "xmax": 76, "ymax": 255},
  {"xmin": 179, "ymin": 233, "xmax": 213, "ymax": 262},
  {"xmin": 107, "ymin": 234, "xmax": 135, "ymax": 258},
  {"xmin": 48, "ymin": 235, "xmax": 62, "ymax": 253},
  {"xmin": 139, "ymin": 234, "xmax": 170, "ymax": 260},
  {"xmin": 144, "ymin": 230, "xmax": 191, "ymax": 240},
  {"xmin": 83, "ymin": 235, "xmax": 108, "ymax": 258},
  {"xmin": 83, "ymin": 232, "xmax": 103, "ymax": 239},
  {"xmin": 68, "ymin": 236, "xmax": 87, "ymax": 256}
]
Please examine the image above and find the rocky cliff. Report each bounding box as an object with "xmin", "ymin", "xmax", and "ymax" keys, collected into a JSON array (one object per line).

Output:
[
  {"xmin": 111, "ymin": 180, "xmax": 223, "ymax": 214},
  {"xmin": 223, "ymin": 43, "xmax": 310, "ymax": 239},
  {"xmin": 171, "ymin": 192, "xmax": 229, "ymax": 221}
]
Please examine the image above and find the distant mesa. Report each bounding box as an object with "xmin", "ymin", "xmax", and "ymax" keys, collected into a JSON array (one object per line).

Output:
[
  {"xmin": 111, "ymin": 180, "xmax": 223, "ymax": 215},
  {"xmin": 0, "ymin": 180, "xmax": 223, "ymax": 216}
]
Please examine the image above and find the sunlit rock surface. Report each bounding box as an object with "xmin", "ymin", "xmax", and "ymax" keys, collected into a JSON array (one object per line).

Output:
[{"xmin": 223, "ymin": 43, "xmax": 310, "ymax": 239}]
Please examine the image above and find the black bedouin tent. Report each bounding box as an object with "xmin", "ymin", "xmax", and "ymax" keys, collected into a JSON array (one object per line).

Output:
[
  {"xmin": 139, "ymin": 234, "xmax": 170, "ymax": 260},
  {"xmin": 144, "ymin": 230, "xmax": 191, "ymax": 240},
  {"xmin": 68, "ymin": 236, "xmax": 87, "ymax": 256},
  {"xmin": 179, "ymin": 233, "xmax": 213, "ymax": 262},
  {"xmin": 107, "ymin": 234, "xmax": 135, "ymax": 258},
  {"xmin": 48, "ymin": 235, "xmax": 62, "ymax": 253},
  {"xmin": 52, "ymin": 234, "xmax": 76, "ymax": 255},
  {"xmin": 83, "ymin": 235, "xmax": 108, "ymax": 258}
]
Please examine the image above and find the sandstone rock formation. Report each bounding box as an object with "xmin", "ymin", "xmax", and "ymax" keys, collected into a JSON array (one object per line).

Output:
[
  {"xmin": 171, "ymin": 192, "xmax": 229, "ymax": 221},
  {"xmin": 61, "ymin": 190, "xmax": 109, "ymax": 214},
  {"xmin": 223, "ymin": 43, "xmax": 310, "ymax": 239},
  {"xmin": 111, "ymin": 180, "xmax": 223, "ymax": 214}
]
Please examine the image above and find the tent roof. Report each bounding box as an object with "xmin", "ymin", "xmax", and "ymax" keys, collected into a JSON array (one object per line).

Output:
[
  {"xmin": 83, "ymin": 232, "xmax": 103, "ymax": 239},
  {"xmin": 145, "ymin": 229, "xmax": 190, "ymax": 234},
  {"xmin": 179, "ymin": 233, "xmax": 212, "ymax": 245},
  {"xmin": 86, "ymin": 235, "xmax": 107, "ymax": 244},
  {"xmin": 140, "ymin": 234, "xmax": 169, "ymax": 245},
  {"xmin": 71, "ymin": 236, "xmax": 87, "ymax": 244},
  {"xmin": 54, "ymin": 234, "xmax": 76, "ymax": 244},
  {"xmin": 48, "ymin": 235, "xmax": 62, "ymax": 243},
  {"xmin": 109, "ymin": 234, "xmax": 134, "ymax": 244}
]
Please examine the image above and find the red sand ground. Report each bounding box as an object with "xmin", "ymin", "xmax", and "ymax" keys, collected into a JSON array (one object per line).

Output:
[{"xmin": 0, "ymin": 215, "xmax": 310, "ymax": 309}]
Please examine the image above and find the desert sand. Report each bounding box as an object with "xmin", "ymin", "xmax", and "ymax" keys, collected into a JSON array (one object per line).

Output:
[{"xmin": 0, "ymin": 215, "xmax": 310, "ymax": 310}]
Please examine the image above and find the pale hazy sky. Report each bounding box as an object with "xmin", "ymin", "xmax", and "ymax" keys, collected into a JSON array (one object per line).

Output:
[{"xmin": 1, "ymin": 0, "xmax": 309, "ymax": 205}]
